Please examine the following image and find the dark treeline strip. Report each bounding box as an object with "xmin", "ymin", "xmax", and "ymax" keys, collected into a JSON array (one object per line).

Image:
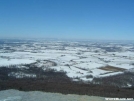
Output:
[
  {"xmin": 0, "ymin": 79, "xmax": 134, "ymax": 98},
  {"xmin": 0, "ymin": 65, "xmax": 134, "ymax": 98},
  {"xmin": 92, "ymin": 71, "xmax": 134, "ymax": 87}
]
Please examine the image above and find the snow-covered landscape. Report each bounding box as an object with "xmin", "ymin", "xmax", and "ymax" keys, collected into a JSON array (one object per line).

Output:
[
  {"xmin": 0, "ymin": 89, "xmax": 110, "ymax": 101},
  {"xmin": 0, "ymin": 39, "xmax": 134, "ymax": 82},
  {"xmin": 1, "ymin": 39, "xmax": 134, "ymax": 99}
]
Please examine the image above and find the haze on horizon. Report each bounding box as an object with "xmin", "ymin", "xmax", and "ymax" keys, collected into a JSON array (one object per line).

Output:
[{"xmin": 0, "ymin": 0, "xmax": 134, "ymax": 40}]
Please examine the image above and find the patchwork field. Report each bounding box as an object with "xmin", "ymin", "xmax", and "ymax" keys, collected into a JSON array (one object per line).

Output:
[{"xmin": 0, "ymin": 39, "xmax": 134, "ymax": 98}]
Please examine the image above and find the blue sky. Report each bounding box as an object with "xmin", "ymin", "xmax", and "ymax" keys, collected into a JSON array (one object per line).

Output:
[{"xmin": 0, "ymin": 0, "xmax": 134, "ymax": 40}]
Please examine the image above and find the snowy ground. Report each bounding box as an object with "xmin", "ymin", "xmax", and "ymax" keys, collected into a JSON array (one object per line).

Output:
[
  {"xmin": 0, "ymin": 89, "xmax": 111, "ymax": 101},
  {"xmin": 0, "ymin": 39, "xmax": 134, "ymax": 81},
  {"xmin": 0, "ymin": 89, "xmax": 133, "ymax": 101}
]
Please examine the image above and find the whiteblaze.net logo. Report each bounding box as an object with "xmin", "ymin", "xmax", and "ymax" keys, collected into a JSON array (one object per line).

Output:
[{"xmin": 105, "ymin": 98, "xmax": 134, "ymax": 100}]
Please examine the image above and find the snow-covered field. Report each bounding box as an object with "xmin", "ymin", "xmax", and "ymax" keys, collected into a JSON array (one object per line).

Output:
[
  {"xmin": 0, "ymin": 89, "xmax": 133, "ymax": 101},
  {"xmin": 0, "ymin": 89, "xmax": 108, "ymax": 101},
  {"xmin": 0, "ymin": 39, "xmax": 134, "ymax": 81}
]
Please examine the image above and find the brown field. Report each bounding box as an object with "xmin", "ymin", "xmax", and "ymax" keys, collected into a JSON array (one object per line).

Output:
[{"xmin": 99, "ymin": 65, "xmax": 126, "ymax": 72}]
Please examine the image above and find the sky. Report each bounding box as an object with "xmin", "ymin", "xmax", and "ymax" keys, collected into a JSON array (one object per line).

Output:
[{"xmin": 0, "ymin": 0, "xmax": 134, "ymax": 40}]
